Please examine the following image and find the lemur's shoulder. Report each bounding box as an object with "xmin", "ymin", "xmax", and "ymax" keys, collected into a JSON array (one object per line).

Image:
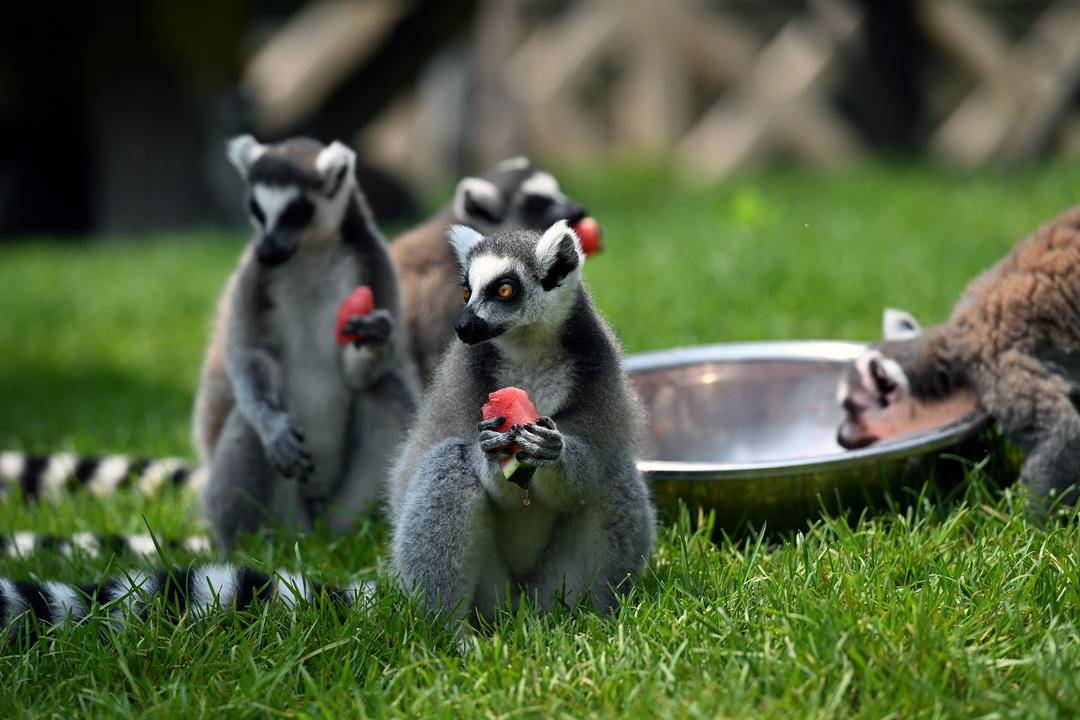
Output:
[
  {"xmin": 389, "ymin": 212, "xmax": 456, "ymax": 273},
  {"xmin": 949, "ymin": 205, "xmax": 1080, "ymax": 354}
]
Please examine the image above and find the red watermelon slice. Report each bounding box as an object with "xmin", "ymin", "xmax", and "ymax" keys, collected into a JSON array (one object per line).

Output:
[
  {"xmin": 482, "ymin": 387, "xmax": 540, "ymax": 483},
  {"xmin": 335, "ymin": 285, "xmax": 375, "ymax": 345},
  {"xmin": 572, "ymin": 217, "xmax": 602, "ymax": 256}
]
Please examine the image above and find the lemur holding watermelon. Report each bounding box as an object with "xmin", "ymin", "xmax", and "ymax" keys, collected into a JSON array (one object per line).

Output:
[
  {"xmin": 194, "ymin": 135, "xmax": 421, "ymax": 550},
  {"xmin": 388, "ymin": 221, "xmax": 655, "ymax": 623}
]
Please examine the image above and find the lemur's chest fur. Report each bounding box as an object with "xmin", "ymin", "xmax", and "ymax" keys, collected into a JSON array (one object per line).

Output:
[
  {"xmin": 487, "ymin": 344, "xmax": 576, "ymax": 575},
  {"xmin": 494, "ymin": 348, "xmax": 575, "ymax": 417},
  {"xmin": 266, "ymin": 249, "xmax": 357, "ymax": 488}
]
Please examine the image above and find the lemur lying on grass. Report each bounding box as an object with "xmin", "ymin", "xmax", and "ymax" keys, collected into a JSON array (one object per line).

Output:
[{"xmin": 838, "ymin": 204, "xmax": 1080, "ymax": 502}]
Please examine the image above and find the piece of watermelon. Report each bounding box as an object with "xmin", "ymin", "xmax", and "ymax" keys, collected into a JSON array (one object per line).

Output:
[
  {"xmin": 481, "ymin": 387, "xmax": 540, "ymax": 484},
  {"xmin": 572, "ymin": 217, "xmax": 602, "ymax": 256},
  {"xmin": 335, "ymin": 285, "xmax": 375, "ymax": 345}
]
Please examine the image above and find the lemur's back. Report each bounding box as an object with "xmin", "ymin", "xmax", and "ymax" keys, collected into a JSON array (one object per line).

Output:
[{"xmin": 950, "ymin": 206, "xmax": 1080, "ymax": 357}]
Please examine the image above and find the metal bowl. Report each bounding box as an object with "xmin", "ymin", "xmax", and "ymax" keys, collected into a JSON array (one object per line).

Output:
[{"xmin": 627, "ymin": 341, "xmax": 991, "ymax": 530}]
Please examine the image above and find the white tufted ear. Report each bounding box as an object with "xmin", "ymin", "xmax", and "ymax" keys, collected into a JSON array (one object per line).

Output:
[
  {"xmin": 226, "ymin": 134, "xmax": 266, "ymax": 177},
  {"xmin": 448, "ymin": 225, "xmax": 484, "ymax": 268},
  {"xmin": 535, "ymin": 220, "xmax": 583, "ymax": 290},
  {"xmin": 494, "ymin": 155, "xmax": 531, "ymax": 171},
  {"xmin": 315, "ymin": 141, "xmax": 356, "ymax": 196},
  {"xmin": 453, "ymin": 177, "xmax": 504, "ymax": 226},
  {"xmin": 883, "ymin": 308, "xmax": 922, "ymax": 341}
]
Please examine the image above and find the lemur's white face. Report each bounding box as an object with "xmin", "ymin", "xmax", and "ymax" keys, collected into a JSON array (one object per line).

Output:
[
  {"xmin": 448, "ymin": 221, "xmax": 584, "ymax": 346},
  {"xmin": 837, "ymin": 349, "xmax": 917, "ymax": 449},
  {"xmin": 227, "ymin": 135, "xmax": 355, "ymax": 266},
  {"xmin": 452, "ymin": 157, "xmax": 588, "ymax": 234},
  {"xmin": 836, "ymin": 308, "xmax": 976, "ymax": 448}
]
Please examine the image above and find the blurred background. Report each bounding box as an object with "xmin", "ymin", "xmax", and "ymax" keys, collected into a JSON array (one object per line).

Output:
[{"xmin": 3, "ymin": 0, "xmax": 1079, "ymax": 239}]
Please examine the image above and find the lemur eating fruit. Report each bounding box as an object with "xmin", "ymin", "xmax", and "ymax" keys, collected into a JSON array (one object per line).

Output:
[
  {"xmin": 837, "ymin": 205, "xmax": 1080, "ymax": 501},
  {"xmin": 194, "ymin": 135, "xmax": 419, "ymax": 550},
  {"xmin": 388, "ymin": 221, "xmax": 655, "ymax": 624},
  {"xmin": 390, "ymin": 157, "xmax": 599, "ymax": 383}
]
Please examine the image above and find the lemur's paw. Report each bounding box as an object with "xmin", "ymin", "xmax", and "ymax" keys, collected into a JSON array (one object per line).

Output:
[
  {"xmin": 266, "ymin": 416, "xmax": 315, "ymax": 481},
  {"xmin": 478, "ymin": 416, "xmax": 515, "ymax": 458},
  {"xmin": 343, "ymin": 309, "xmax": 393, "ymax": 346},
  {"xmin": 512, "ymin": 417, "xmax": 563, "ymax": 466}
]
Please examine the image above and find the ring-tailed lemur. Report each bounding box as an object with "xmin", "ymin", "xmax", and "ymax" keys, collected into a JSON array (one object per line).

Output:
[
  {"xmin": 194, "ymin": 135, "xmax": 420, "ymax": 550},
  {"xmin": 390, "ymin": 157, "xmax": 593, "ymax": 383},
  {"xmin": 388, "ymin": 221, "xmax": 655, "ymax": 624},
  {"xmin": 0, "ymin": 451, "xmax": 204, "ymax": 501},
  {"xmin": 837, "ymin": 204, "xmax": 1080, "ymax": 502},
  {"xmin": 0, "ymin": 564, "xmax": 366, "ymax": 638}
]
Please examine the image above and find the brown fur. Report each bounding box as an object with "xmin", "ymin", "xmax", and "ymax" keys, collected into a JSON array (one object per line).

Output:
[
  {"xmin": 862, "ymin": 206, "xmax": 1080, "ymax": 499},
  {"xmin": 192, "ymin": 273, "xmax": 237, "ymax": 462},
  {"xmin": 389, "ymin": 210, "xmax": 463, "ymax": 383}
]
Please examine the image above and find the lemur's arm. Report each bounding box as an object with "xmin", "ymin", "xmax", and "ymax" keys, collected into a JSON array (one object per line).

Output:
[
  {"xmin": 224, "ymin": 264, "xmax": 313, "ymax": 480},
  {"xmin": 337, "ymin": 197, "xmax": 417, "ymax": 391},
  {"xmin": 972, "ymin": 350, "xmax": 1080, "ymax": 503}
]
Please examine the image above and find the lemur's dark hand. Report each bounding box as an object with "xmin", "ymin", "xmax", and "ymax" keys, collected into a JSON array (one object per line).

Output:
[
  {"xmin": 265, "ymin": 414, "xmax": 314, "ymax": 482},
  {"xmin": 478, "ymin": 416, "xmax": 515, "ymax": 459},
  {"xmin": 342, "ymin": 309, "xmax": 393, "ymax": 346},
  {"xmin": 512, "ymin": 416, "xmax": 563, "ymax": 467}
]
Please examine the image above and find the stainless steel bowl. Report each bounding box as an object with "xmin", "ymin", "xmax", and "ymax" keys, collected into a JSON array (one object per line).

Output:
[{"xmin": 627, "ymin": 341, "xmax": 991, "ymax": 530}]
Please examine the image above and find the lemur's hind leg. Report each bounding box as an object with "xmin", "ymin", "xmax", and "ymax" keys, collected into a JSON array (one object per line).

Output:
[
  {"xmin": 201, "ymin": 410, "xmax": 311, "ymax": 552},
  {"xmin": 973, "ymin": 349, "xmax": 1080, "ymax": 502},
  {"xmin": 526, "ymin": 479, "xmax": 654, "ymax": 614},
  {"xmin": 390, "ymin": 439, "xmax": 507, "ymax": 622},
  {"xmin": 321, "ymin": 372, "xmax": 418, "ymax": 535}
]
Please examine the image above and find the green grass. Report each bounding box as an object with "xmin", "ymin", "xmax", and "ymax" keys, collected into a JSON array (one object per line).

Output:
[{"xmin": 2, "ymin": 162, "xmax": 1080, "ymax": 718}]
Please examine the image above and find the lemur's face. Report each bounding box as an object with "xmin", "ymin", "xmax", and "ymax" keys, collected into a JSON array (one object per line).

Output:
[
  {"xmin": 836, "ymin": 347, "xmax": 916, "ymax": 449},
  {"xmin": 837, "ymin": 308, "xmax": 975, "ymax": 448},
  {"xmin": 453, "ymin": 157, "xmax": 589, "ymax": 235},
  {"xmin": 227, "ymin": 135, "xmax": 356, "ymax": 266},
  {"xmin": 448, "ymin": 221, "xmax": 584, "ymax": 345}
]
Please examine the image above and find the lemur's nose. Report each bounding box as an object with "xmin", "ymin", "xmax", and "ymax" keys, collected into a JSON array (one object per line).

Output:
[
  {"xmin": 564, "ymin": 204, "xmax": 587, "ymax": 225},
  {"xmin": 455, "ymin": 311, "xmax": 493, "ymax": 345}
]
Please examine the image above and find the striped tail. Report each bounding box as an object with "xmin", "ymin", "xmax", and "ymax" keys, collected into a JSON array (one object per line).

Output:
[
  {"xmin": 0, "ymin": 565, "xmax": 371, "ymax": 635},
  {"xmin": 1, "ymin": 532, "xmax": 213, "ymax": 560},
  {"xmin": 0, "ymin": 451, "xmax": 207, "ymax": 501}
]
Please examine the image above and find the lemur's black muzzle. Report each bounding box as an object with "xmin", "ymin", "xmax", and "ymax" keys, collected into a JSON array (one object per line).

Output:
[
  {"xmin": 455, "ymin": 309, "xmax": 499, "ymax": 345},
  {"xmin": 560, "ymin": 202, "xmax": 587, "ymax": 226},
  {"xmin": 256, "ymin": 232, "xmax": 299, "ymax": 266}
]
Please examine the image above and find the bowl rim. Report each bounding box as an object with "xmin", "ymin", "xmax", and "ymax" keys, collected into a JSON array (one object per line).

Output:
[{"xmin": 626, "ymin": 340, "xmax": 991, "ymax": 480}]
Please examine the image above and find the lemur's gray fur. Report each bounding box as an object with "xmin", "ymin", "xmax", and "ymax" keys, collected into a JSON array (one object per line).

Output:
[
  {"xmin": 837, "ymin": 205, "xmax": 1080, "ymax": 502},
  {"xmin": 389, "ymin": 157, "xmax": 589, "ymax": 383},
  {"xmin": 388, "ymin": 221, "xmax": 655, "ymax": 624},
  {"xmin": 194, "ymin": 135, "xmax": 419, "ymax": 550}
]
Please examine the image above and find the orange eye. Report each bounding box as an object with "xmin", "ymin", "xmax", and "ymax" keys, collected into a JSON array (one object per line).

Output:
[
  {"xmin": 463, "ymin": 287, "xmax": 472, "ymax": 302},
  {"xmin": 497, "ymin": 283, "xmax": 515, "ymax": 300}
]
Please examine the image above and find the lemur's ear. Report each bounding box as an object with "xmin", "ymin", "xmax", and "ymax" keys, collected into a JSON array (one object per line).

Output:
[
  {"xmin": 883, "ymin": 308, "xmax": 922, "ymax": 341},
  {"xmin": 857, "ymin": 350, "xmax": 908, "ymax": 398},
  {"xmin": 448, "ymin": 225, "xmax": 484, "ymax": 268},
  {"xmin": 495, "ymin": 155, "xmax": 531, "ymax": 171},
  {"xmin": 226, "ymin": 134, "xmax": 267, "ymax": 177},
  {"xmin": 316, "ymin": 141, "xmax": 356, "ymax": 197},
  {"xmin": 536, "ymin": 220, "xmax": 583, "ymax": 291},
  {"xmin": 454, "ymin": 177, "xmax": 504, "ymax": 226}
]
